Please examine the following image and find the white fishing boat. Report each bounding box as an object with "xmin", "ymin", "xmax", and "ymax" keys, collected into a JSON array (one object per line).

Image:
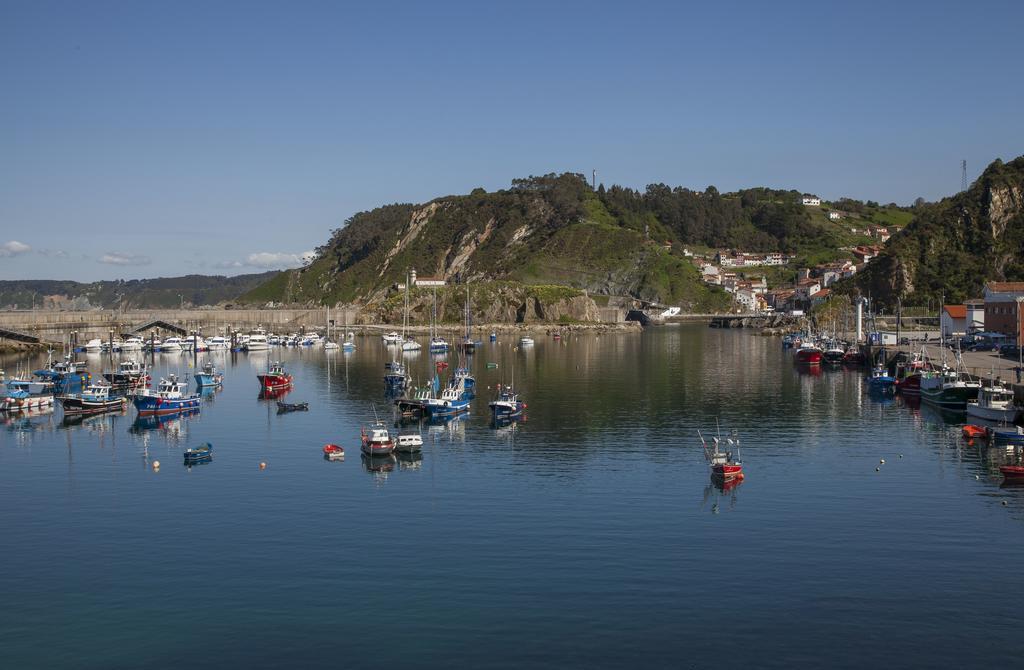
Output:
[
  {"xmin": 966, "ymin": 383, "xmax": 1020, "ymax": 423},
  {"xmin": 519, "ymin": 336, "xmax": 534, "ymax": 346},
  {"xmin": 382, "ymin": 331, "xmax": 403, "ymax": 345}
]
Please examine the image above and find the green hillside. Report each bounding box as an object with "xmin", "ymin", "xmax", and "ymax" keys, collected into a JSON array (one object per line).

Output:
[{"xmin": 243, "ymin": 173, "xmax": 905, "ymax": 313}]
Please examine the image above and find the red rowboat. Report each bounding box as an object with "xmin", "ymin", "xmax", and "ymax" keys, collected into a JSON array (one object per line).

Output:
[
  {"xmin": 999, "ymin": 465, "xmax": 1024, "ymax": 480},
  {"xmin": 962, "ymin": 425, "xmax": 987, "ymax": 440},
  {"xmin": 323, "ymin": 444, "xmax": 345, "ymax": 461},
  {"xmin": 258, "ymin": 362, "xmax": 293, "ymax": 391}
]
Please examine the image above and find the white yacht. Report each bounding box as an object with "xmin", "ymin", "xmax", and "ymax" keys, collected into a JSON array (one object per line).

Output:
[
  {"xmin": 120, "ymin": 337, "xmax": 144, "ymax": 351},
  {"xmin": 246, "ymin": 333, "xmax": 269, "ymax": 351},
  {"xmin": 82, "ymin": 338, "xmax": 104, "ymax": 353},
  {"xmin": 382, "ymin": 331, "xmax": 403, "ymax": 345},
  {"xmin": 207, "ymin": 336, "xmax": 229, "ymax": 350},
  {"xmin": 160, "ymin": 337, "xmax": 184, "ymax": 352}
]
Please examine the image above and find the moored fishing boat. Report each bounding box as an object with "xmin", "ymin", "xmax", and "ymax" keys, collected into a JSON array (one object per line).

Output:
[
  {"xmin": 987, "ymin": 426, "xmax": 1024, "ymax": 445},
  {"xmin": 57, "ymin": 382, "xmax": 127, "ymax": 415},
  {"xmin": 395, "ymin": 383, "xmax": 432, "ymax": 418},
  {"xmin": 193, "ymin": 361, "xmax": 224, "ymax": 388},
  {"xmin": 361, "ymin": 420, "xmax": 395, "ymax": 456},
  {"xmin": 425, "ymin": 383, "xmax": 471, "ymax": 418},
  {"xmin": 489, "ymin": 385, "xmax": 525, "ymax": 421},
  {"xmin": 966, "ymin": 384, "xmax": 1020, "ymax": 423},
  {"xmin": 822, "ymin": 343, "xmax": 846, "ymax": 365},
  {"xmin": 919, "ymin": 367, "xmax": 980, "ymax": 411},
  {"xmin": 699, "ymin": 427, "xmax": 744, "ymax": 481},
  {"xmin": 395, "ymin": 432, "xmax": 424, "ymax": 452},
  {"xmin": 257, "ymin": 362, "xmax": 293, "ymax": 392},
  {"xmin": 0, "ymin": 378, "xmax": 55, "ymax": 411},
  {"xmin": 132, "ymin": 375, "xmax": 201, "ymax": 416},
  {"xmin": 103, "ymin": 359, "xmax": 150, "ymax": 390},
  {"xmin": 382, "ymin": 331, "xmax": 402, "ymax": 345},
  {"xmin": 842, "ymin": 347, "xmax": 866, "ymax": 366},
  {"xmin": 867, "ymin": 365, "xmax": 896, "ymax": 393},
  {"xmin": 794, "ymin": 341, "xmax": 822, "ymax": 365}
]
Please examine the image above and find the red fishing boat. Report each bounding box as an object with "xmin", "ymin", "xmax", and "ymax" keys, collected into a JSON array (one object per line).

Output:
[
  {"xmin": 257, "ymin": 362, "xmax": 293, "ymax": 392},
  {"xmin": 896, "ymin": 372, "xmax": 922, "ymax": 395},
  {"xmin": 361, "ymin": 420, "xmax": 395, "ymax": 456},
  {"xmin": 999, "ymin": 465, "xmax": 1024, "ymax": 481},
  {"xmin": 700, "ymin": 427, "xmax": 744, "ymax": 481},
  {"xmin": 794, "ymin": 342, "xmax": 822, "ymax": 365},
  {"xmin": 842, "ymin": 347, "xmax": 866, "ymax": 366}
]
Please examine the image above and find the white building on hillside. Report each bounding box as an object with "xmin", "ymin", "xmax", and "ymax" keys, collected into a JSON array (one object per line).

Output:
[{"xmin": 801, "ymin": 195, "xmax": 821, "ymax": 206}]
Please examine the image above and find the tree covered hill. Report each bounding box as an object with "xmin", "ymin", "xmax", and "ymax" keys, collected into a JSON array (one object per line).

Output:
[
  {"xmin": 243, "ymin": 173, "xmax": 897, "ymax": 310},
  {"xmin": 852, "ymin": 155, "xmax": 1024, "ymax": 308},
  {"xmin": 0, "ymin": 272, "xmax": 280, "ymax": 310}
]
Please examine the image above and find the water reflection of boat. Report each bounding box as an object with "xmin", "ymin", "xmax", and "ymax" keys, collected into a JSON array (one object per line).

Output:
[
  {"xmin": 61, "ymin": 408, "xmax": 125, "ymax": 430},
  {"xmin": 396, "ymin": 451, "xmax": 423, "ymax": 469},
  {"xmin": 258, "ymin": 387, "xmax": 291, "ymax": 401},
  {"xmin": 1, "ymin": 405, "xmax": 54, "ymax": 428},
  {"xmin": 130, "ymin": 408, "xmax": 199, "ymax": 434},
  {"xmin": 361, "ymin": 453, "xmax": 396, "ymax": 473}
]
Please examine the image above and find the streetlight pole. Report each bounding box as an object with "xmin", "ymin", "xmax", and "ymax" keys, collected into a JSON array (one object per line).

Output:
[
  {"xmin": 178, "ymin": 294, "xmax": 183, "ymax": 310},
  {"xmin": 1016, "ymin": 296, "xmax": 1023, "ymax": 384}
]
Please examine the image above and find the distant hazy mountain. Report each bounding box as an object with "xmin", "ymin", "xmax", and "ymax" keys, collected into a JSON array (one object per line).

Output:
[{"xmin": 0, "ymin": 272, "xmax": 281, "ymax": 310}]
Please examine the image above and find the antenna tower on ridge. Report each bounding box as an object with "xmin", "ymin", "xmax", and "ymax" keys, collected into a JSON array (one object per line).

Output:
[
  {"xmin": 592, "ymin": 169, "xmax": 596, "ymax": 190},
  {"xmin": 961, "ymin": 159, "xmax": 967, "ymax": 192}
]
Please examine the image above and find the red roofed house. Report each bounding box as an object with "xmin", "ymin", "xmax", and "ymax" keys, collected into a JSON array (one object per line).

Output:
[
  {"xmin": 810, "ymin": 288, "xmax": 831, "ymax": 307},
  {"xmin": 983, "ymin": 282, "xmax": 1024, "ymax": 342},
  {"xmin": 941, "ymin": 304, "xmax": 967, "ymax": 339}
]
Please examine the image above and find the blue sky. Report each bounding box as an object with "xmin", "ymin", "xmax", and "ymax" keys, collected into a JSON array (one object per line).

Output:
[{"xmin": 2, "ymin": 0, "xmax": 1022, "ymax": 281}]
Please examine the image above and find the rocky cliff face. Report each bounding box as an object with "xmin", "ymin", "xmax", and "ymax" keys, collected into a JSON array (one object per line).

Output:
[{"xmin": 852, "ymin": 155, "xmax": 1024, "ymax": 307}]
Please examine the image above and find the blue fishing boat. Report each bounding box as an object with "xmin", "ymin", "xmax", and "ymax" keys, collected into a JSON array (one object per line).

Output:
[
  {"xmin": 193, "ymin": 361, "xmax": 224, "ymax": 388},
  {"xmin": 34, "ymin": 355, "xmax": 90, "ymax": 393},
  {"xmin": 57, "ymin": 382, "xmax": 127, "ymax": 415},
  {"xmin": 453, "ymin": 366, "xmax": 475, "ymax": 393},
  {"xmin": 489, "ymin": 386, "xmax": 525, "ymax": 420},
  {"xmin": 424, "ymin": 384, "xmax": 471, "ymax": 418},
  {"xmin": 183, "ymin": 442, "xmax": 213, "ymax": 464},
  {"xmin": 384, "ymin": 360, "xmax": 409, "ymax": 389},
  {"xmin": 988, "ymin": 426, "xmax": 1024, "ymax": 445},
  {"xmin": 132, "ymin": 375, "xmax": 201, "ymax": 416},
  {"xmin": 867, "ymin": 365, "xmax": 896, "ymax": 393}
]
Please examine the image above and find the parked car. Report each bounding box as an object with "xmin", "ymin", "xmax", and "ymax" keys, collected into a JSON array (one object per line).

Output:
[
  {"xmin": 999, "ymin": 343, "xmax": 1022, "ymax": 358},
  {"xmin": 968, "ymin": 342, "xmax": 998, "ymax": 352},
  {"xmin": 899, "ymin": 337, "xmax": 910, "ymax": 346}
]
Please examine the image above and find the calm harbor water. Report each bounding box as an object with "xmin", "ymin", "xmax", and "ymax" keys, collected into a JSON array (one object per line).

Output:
[{"xmin": 2, "ymin": 325, "xmax": 1023, "ymax": 668}]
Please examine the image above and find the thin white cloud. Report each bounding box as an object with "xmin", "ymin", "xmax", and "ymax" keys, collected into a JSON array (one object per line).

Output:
[
  {"xmin": 99, "ymin": 252, "xmax": 152, "ymax": 266},
  {"xmin": 213, "ymin": 260, "xmax": 244, "ymax": 269},
  {"xmin": 245, "ymin": 250, "xmax": 316, "ymax": 269},
  {"xmin": 0, "ymin": 240, "xmax": 31, "ymax": 257},
  {"xmin": 36, "ymin": 248, "xmax": 70, "ymax": 258}
]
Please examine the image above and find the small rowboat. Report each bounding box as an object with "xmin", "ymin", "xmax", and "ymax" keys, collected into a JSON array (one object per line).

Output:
[
  {"xmin": 184, "ymin": 442, "xmax": 213, "ymax": 464},
  {"xmin": 999, "ymin": 465, "xmax": 1024, "ymax": 481},
  {"xmin": 962, "ymin": 425, "xmax": 987, "ymax": 440},
  {"xmin": 276, "ymin": 401, "xmax": 309, "ymax": 413},
  {"xmin": 323, "ymin": 444, "xmax": 345, "ymax": 461}
]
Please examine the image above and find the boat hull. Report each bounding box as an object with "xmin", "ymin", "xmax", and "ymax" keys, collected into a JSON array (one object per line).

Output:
[
  {"xmin": 920, "ymin": 384, "xmax": 979, "ymax": 410},
  {"xmin": 965, "ymin": 404, "xmax": 1020, "ymax": 423},
  {"xmin": 58, "ymin": 396, "xmax": 127, "ymax": 415},
  {"xmin": 257, "ymin": 374, "xmax": 292, "ymax": 391},
  {"xmin": 0, "ymin": 395, "xmax": 54, "ymax": 411},
  {"xmin": 361, "ymin": 442, "xmax": 395, "ymax": 456},
  {"xmin": 711, "ymin": 464, "xmax": 744, "ymax": 479},
  {"xmin": 795, "ymin": 350, "xmax": 822, "ymax": 365},
  {"xmin": 132, "ymin": 394, "xmax": 201, "ymax": 416}
]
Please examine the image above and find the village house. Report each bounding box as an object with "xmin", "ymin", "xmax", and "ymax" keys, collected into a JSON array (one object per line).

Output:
[
  {"xmin": 801, "ymin": 195, "xmax": 821, "ymax": 206},
  {"xmin": 851, "ymin": 245, "xmax": 883, "ymax": 263},
  {"xmin": 810, "ymin": 288, "xmax": 831, "ymax": 307},
  {"xmin": 983, "ymin": 282, "xmax": 1024, "ymax": 342},
  {"xmin": 828, "ymin": 211, "xmax": 843, "ymax": 220},
  {"xmin": 795, "ymin": 278, "xmax": 822, "ymax": 300}
]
